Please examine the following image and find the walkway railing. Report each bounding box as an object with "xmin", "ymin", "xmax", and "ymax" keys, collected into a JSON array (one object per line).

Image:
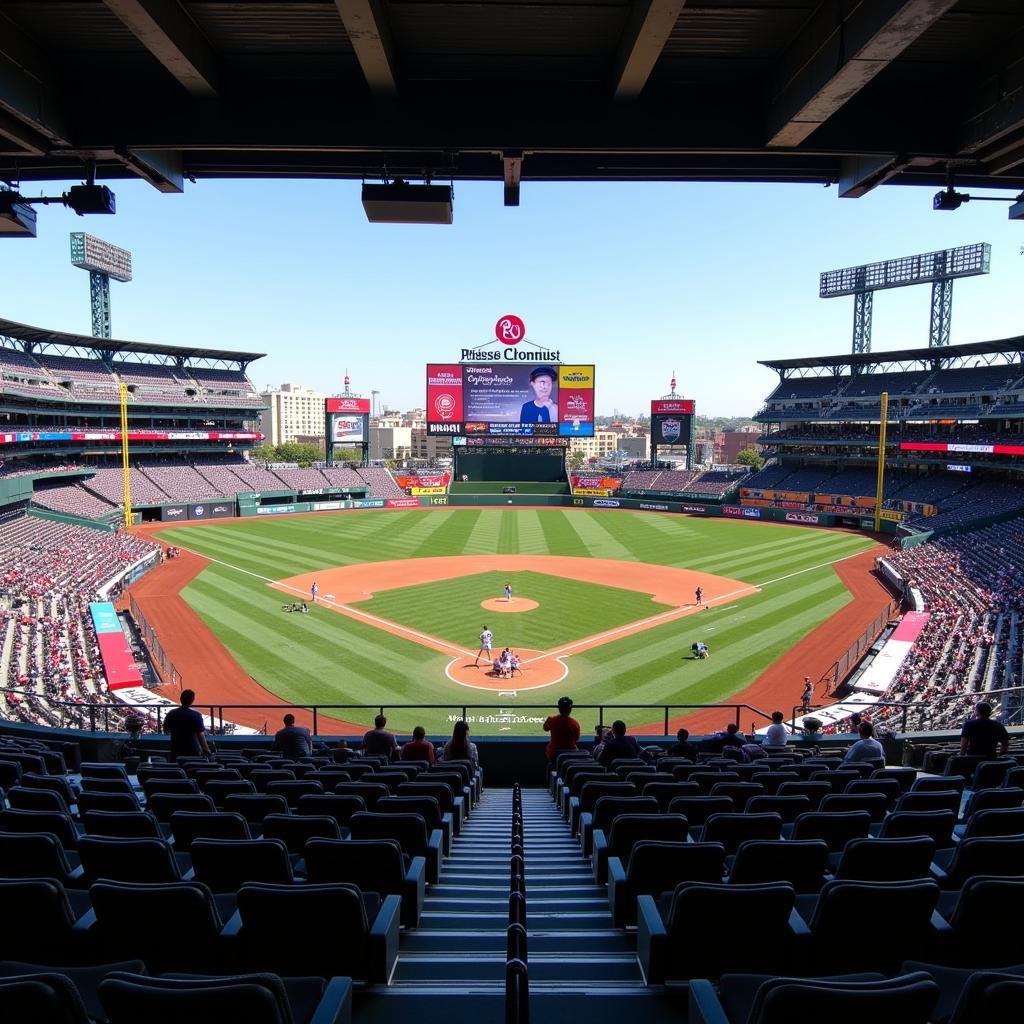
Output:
[
  {"xmin": 506, "ymin": 781, "xmax": 528, "ymax": 1024},
  {"xmin": 126, "ymin": 594, "xmax": 183, "ymax": 690}
]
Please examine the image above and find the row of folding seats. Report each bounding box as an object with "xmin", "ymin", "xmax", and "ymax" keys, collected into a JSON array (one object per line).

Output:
[
  {"xmin": 638, "ymin": 874, "xmax": 1024, "ymax": 983},
  {"xmin": 0, "ymin": 967, "xmax": 352, "ymax": 1024},
  {"xmin": 0, "ymin": 874, "xmax": 399, "ymax": 984},
  {"xmin": 689, "ymin": 962, "xmax": 1024, "ymax": 1024}
]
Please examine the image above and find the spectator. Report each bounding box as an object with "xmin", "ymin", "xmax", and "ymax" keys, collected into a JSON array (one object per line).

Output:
[
  {"xmin": 441, "ymin": 720, "xmax": 478, "ymax": 768},
  {"xmin": 363, "ymin": 714, "xmax": 398, "ymax": 760},
  {"xmin": 592, "ymin": 727, "xmax": 612, "ymax": 762},
  {"xmin": 162, "ymin": 689, "xmax": 210, "ymax": 760},
  {"xmin": 598, "ymin": 720, "xmax": 648, "ymax": 766},
  {"xmin": 401, "ymin": 725, "xmax": 436, "ymax": 765},
  {"xmin": 764, "ymin": 711, "xmax": 788, "ymax": 747},
  {"xmin": 273, "ymin": 712, "xmax": 312, "ymax": 759},
  {"xmin": 843, "ymin": 721, "xmax": 885, "ymax": 763},
  {"xmin": 960, "ymin": 701, "xmax": 1010, "ymax": 758},
  {"xmin": 543, "ymin": 696, "xmax": 581, "ymax": 763},
  {"xmin": 666, "ymin": 727, "xmax": 700, "ymax": 760}
]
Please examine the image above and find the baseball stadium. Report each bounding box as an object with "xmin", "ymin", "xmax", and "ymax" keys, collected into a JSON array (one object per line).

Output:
[{"xmin": 3, "ymin": 2, "xmax": 1024, "ymax": 1022}]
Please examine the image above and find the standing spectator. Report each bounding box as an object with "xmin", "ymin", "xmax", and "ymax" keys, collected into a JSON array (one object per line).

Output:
[
  {"xmin": 363, "ymin": 714, "xmax": 398, "ymax": 760},
  {"xmin": 163, "ymin": 689, "xmax": 210, "ymax": 760},
  {"xmin": 442, "ymin": 720, "xmax": 478, "ymax": 768},
  {"xmin": 401, "ymin": 725, "xmax": 436, "ymax": 765},
  {"xmin": 543, "ymin": 696, "xmax": 581, "ymax": 763},
  {"xmin": 960, "ymin": 701, "xmax": 1010, "ymax": 758},
  {"xmin": 273, "ymin": 713, "xmax": 312, "ymax": 759}
]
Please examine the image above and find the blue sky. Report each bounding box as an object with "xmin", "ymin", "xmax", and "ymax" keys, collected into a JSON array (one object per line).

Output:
[{"xmin": 1, "ymin": 177, "xmax": 1020, "ymax": 417}]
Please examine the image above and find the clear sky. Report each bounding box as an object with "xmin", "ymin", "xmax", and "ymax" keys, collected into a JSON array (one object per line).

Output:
[{"xmin": 1, "ymin": 176, "xmax": 1021, "ymax": 418}]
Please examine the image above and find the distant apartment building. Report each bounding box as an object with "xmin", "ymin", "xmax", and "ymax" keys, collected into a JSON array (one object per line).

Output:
[
  {"xmin": 369, "ymin": 425, "xmax": 413, "ymax": 462},
  {"xmin": 569, "ymin": 430, "xmax": 619, "ymax": 462},
  {"xmin": 259, "ymin": 383, "xmax": 326, "ymax": 446},
  {"xmin": 411, "ymin": 427, "xmax": 454, "ymax": 463},
  {"xmin": 720, "ymin": 427, "xmax": 762, "ymax": 464}
]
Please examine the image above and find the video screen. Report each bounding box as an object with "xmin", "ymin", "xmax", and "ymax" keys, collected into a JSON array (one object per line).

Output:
[
  {"xmin": 330, "ymin": 414, "xmax": 366, "ymax": 444},
  {"xmin": 427, "ymin": 363, "xmax": 594, "ymax": 437}
]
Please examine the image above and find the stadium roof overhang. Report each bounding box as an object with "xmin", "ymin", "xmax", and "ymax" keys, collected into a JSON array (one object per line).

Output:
[
  {"xmin": 0, "ymin": 317, "xmax": 265, "ymax": 365},
  {"xmin": 760, "ymin": 335, "xmax": 1024, "ymax": 374},
  {"xmin": 0, "ymin": 2, "xmax": 1021, "ymax": 197}
]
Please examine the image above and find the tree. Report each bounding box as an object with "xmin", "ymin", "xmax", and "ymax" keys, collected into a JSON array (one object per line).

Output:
[
  {"xmin": 735, "ymin": 447, "xmax": 764, "ymax": 470},
  {"xmin": 568, "ymin": 449, "xmax": 586, "ymax": 473}
]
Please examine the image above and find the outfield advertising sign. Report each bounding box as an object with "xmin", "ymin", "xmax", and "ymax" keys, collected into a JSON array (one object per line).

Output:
[
  {"xmin": 638, "ymin": 502, "xmax": 671, "ymax": 512},
  {"xmin": 386, "ymin": 498, "xmax": 421, "ymax": 509},
  {"xmin": 257, "ymin": 505, "xmax": 292, "ymax": 515},
  {"xmin": 724, "ymin": 505, "xmax": 761, "ymax": 519},
  {"xmin": 352, "ymin": 498, "xmax": 386, "ymax": 509},
  {"xmin": 680, "ymin": 503, "xmax": 708, "ymax": 514},
  {"xmin": 785, "ymin": 512, "xmax": 821, "ymax": 525},
  {"xmin": 160, "ymin": 504, "xmax": 188, "ymax": 521},
  {"xmin": 593, "ymin": 498, "xmax": 621, "ymax": 508}
]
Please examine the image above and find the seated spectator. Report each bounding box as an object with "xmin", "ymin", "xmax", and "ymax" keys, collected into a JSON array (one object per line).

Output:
[
  {"xmin": 441, "ymin": 719, "xmax": 478, "ymax": 768},
  {"xmin": 843, "ymin": 721, "xmax": 885, "ymax": 763},
  {"xmin": 598, "ymin": 720, "xmax": 650, "ymax": 766},
  {"xmin": 592, "ymin": 726, "xmax": 612, "ymax": 762},
  {"xmin": 363, "ymin": 714, "xmax": 398, "ymax": 760},
  {"xmin": 764, "ymin": 711, "xmax": 788, "ymax": 747},
  {"xmin": 666, "ymin": 727, "xmax": 700, "ymax": 760},
  {"xmin": 401, "ymin": 725, "xmax": 435, "ymax": 765},
  {"xmin": 273, "ymin": 713, "xmax": 312, "ymax": 759}
]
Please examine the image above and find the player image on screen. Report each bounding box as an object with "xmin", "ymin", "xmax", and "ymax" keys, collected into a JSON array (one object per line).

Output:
[{"xmin": 520, "ymin": 366, "xmax": 558, "ymax": 423}]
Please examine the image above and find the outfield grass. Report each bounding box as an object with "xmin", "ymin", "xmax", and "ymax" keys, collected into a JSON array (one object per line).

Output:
[
  {"xmin": 155, "ymin": 509, "xmax": 877, "ymax": 733},
  {"xmin": 352, "ymin": 570, "xmax": 672, "ymax": 650}
]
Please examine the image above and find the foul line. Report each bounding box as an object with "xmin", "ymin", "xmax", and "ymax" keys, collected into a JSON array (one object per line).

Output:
[{"xmin": 168, "ymin": 544, "xmax": 872, "ymax": 672}]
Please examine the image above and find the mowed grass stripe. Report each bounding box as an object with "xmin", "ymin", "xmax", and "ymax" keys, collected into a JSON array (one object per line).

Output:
[
  {"xmin": 536, "ymin": 508, "xmax": 591, "ymax": 557},
  {"xmin": 561, "ymin": 511, "xmax": 635, "ymax": 561},
  {"xmin": 462, "ymin": 510, "xmax": 502, "ymax": 556}
]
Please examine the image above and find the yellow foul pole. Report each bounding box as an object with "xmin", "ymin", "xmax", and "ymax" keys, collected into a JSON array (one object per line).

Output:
[
  {"xmin": 873, "ymin": 391, "xmax": 889, "ymax": 534},
  {"xmin": 120, "ymin": 382, "xmax": 132, "ymax": 528}
]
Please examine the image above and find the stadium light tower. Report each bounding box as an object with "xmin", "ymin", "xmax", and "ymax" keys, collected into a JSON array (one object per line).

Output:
[
  {"xmin": 819, "ymin": 243, "xmax": 991, "ymax": 354},
  {"xmin": 69, "ymin": 232, "xmax": 133, "ymax": 338}
]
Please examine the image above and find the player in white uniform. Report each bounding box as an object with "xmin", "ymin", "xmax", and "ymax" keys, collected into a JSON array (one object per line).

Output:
[{"xmin": 474, "ymin": 626, "xmax": 494, "ymax": 668}]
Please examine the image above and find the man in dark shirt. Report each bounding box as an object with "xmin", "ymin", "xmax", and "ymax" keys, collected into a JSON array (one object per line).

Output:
[
  {"xmin": 273, "ymin": 713, "xmax": 312, "ymax": 759},
  {"xmin": 666, "ymin": 727, "xmax": 700, "ymax": 761},
  {"xmin": 960, "ymin": 702, "xmax": 1010, "ymax": 758},
  {"xmin": 598, "ymin": 720, "xmax": 650, "ymax": 766},
  {"xmin": 363, "ymin": 714, "xmax": 398, "ymax": 759},
  {"xmin": 162, "ymin": 689, "xmax": 210, "ymax": 760}
]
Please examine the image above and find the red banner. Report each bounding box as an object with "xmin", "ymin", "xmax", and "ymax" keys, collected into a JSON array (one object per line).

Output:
[
  {"xmin": 386, "ymin": 498, "xmax": 421, "ymax": 509},
  {"xmin": 396, "ymin": 474, "xmax": 448, "ymax": 489},
  {"xmin": 325, "ymin": 397, "xmax": 371, "ymax": 413},
  {"xmin": 559, "ymin": 387, "xmax": 593, "ymax": 426},
  {"xmin": 96, "ymin": 632, "xmax": 144, "ymax": 690},
  {"xmin": 426, "ymin": 364, "xmax": 464, "ymax": 423},
  {"xmin": 651, "ymin": 399, "xmax": 695, "ymax": 415}
]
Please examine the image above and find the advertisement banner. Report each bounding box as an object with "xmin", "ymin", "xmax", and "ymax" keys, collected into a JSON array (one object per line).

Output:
[
  {"xmin": 574, "ymin": 487, "xmax": 612, "ymax": 497},
  {"xmin": 592, "ymin": 498, "xmax": 621, "ymax": 508},
  {"xmin": 426, "ymin": 364, "xmax": 464, "ymax": 423},
  {"xmin": 352, "ymin": 498, "xmax": 386, "ymax": 509},
  {"xmin": 257, "ymin": 504, "xmax": 292, "ymax": 515},
  {"xmin": 397, "ymin": 475, "xmax": 448, "ymax": 489},
  {"xmin": 724, "ymin": 505, "xmax": 761, "ymax": 519},
  {"xmin": 638, "ymin": 502, "xmax": 671, "ymax": 512},
  {"xmin": 187, "ymin": 503, "xmax": 219, "ymax": 520},
  {"xmin": 160, "ymin": 504, "xmax": 188, "ymax": 521},
  {"xmin": 880, "ymin": 509, "xmax": 906, "ymax": 522},
  {"xmin": 326, "ymin": 396, "xmax": 371, "ymax": 414},
  {"xmin": 410, "ymin": 486, "xmax": 447, "ymax": 496},
  {"xmin": 427, "ymin": 422, "xmax": 463, "ymax": 436},
  {"xmin": 651, "ymin": 412, "xmax": 694, "ymax": 447},
  {"xmin": 386, "ymin": 498, "xmax": 421, "ymax": 509},
  {"xmin": 312, "ymin": 501, "xmax": 346, "ymax": 511},
  {"xmin": 679, "ymin": 504, "xmax": 707, "ymax": 514},
  {"xmin": 0, "ymin": 430, "xmax": 263, "ymax": 445},
  {"xmin": 89, "ymin": 602, "xmax": 144, "ymax": 690},
  {"xmin": 331, "ymin": 414, "xmax": 366, "ymax": 444},
  {"xmin": 651, "ymin": 399, "xmax": 695, "ymax": 415},
  {"xmin": 741, "ymin": 499, "xmax": 771, "ymax": 507},
  {"xmin": 785, "ymin": 512, "xmax": 821, "ymax": 525},
  {"xmin": 558, "ymin": 365, "xmax": 595, "ymax": 432}
]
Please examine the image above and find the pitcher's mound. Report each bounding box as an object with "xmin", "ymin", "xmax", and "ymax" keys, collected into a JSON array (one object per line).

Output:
[{"xmin": 481, "ymin": 597, "xmax": 538, "ymax": 613}]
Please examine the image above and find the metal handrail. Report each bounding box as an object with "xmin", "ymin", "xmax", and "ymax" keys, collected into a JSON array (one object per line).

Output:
[{"xmin": 505, "ymin": 958, "xmax": 528, "ymax": 1024}]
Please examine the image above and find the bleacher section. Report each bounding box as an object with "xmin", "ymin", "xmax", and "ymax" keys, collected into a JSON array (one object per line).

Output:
[{"xmin": 622, "ymin": 468, "xmax": 748, "ymax": 497}]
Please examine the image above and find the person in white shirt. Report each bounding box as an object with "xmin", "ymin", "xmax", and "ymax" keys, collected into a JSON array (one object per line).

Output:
[
  {"xmin": 765, "ymin": 710, "xmax": 788, "ymax": 747},
  {"xmin": 474, "ymin": 625, "xmax": 494, "ymax": 668},
  {"xmin": 843, "ymin": 721, "xmax": 885, "ymax": 763}
]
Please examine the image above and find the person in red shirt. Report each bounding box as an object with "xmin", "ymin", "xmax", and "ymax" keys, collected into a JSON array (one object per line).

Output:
[
  {"xmin": 543, "ymin": 696, "xmax": 581, "ymax": 762},
  {"xmin": 400, "ymin": 725, "xmax": 436, "ymax": 765}
]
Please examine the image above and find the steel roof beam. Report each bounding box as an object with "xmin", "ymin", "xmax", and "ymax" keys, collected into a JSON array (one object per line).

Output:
[
  {"xmin": 0, "ymin": 21, "xmax": 70, "ymax": 147},
  {"xmin": 767, "ymin": 0, "xmax": 957, "ymax": 149},
  {"xmin": 103, "ymin": 0, "xmax": 219, "ymax": 97},
  {"xmin": 334, "ymin": 0, "xmax": 399, "ymax": 98},
  {"xmin": 612, "ymin": 0, "xmax": 687, "ymax": 102}
]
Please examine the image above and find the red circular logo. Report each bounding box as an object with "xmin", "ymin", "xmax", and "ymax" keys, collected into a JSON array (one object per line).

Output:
[{"xmin": 495, "ymin": 314, "xmax": 525, "ymax": 345}]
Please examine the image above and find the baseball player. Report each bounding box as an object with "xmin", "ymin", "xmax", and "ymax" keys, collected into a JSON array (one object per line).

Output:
[
  {"xmin": 474, "ymin": 625, "xmax": 494, "ymax": 668},
  {"xmin": 504, "ymin": 582, "xmax": 513, "ymax": 602}
]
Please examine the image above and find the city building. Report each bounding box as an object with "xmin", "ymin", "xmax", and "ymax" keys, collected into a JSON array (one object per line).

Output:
[
  {"xmin": 411, "ymin": 427, "xmax": 454, "ymax": 464},
  {"xmin": 259, "ymin": 383, "xmax": 326, "ymax": 446},
  {"xmin": 369, "ymin": 425, "xmax": 413, "ymax": 462},
  {"xmin": 569, "ymin": 430, "xmax": 619, "ymax": 463},
  {"xmin": 617, "ymin": 434, "xmax": 650, "ymax": 461},
  {"xmin": 720, "ymin": 427, "xmax": 763, "ymax": 464}
]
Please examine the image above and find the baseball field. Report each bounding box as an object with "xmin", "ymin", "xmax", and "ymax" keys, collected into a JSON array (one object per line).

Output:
[{"xmin": 140, "ymin": 507, "xmax": 891, "ymax": 736}]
